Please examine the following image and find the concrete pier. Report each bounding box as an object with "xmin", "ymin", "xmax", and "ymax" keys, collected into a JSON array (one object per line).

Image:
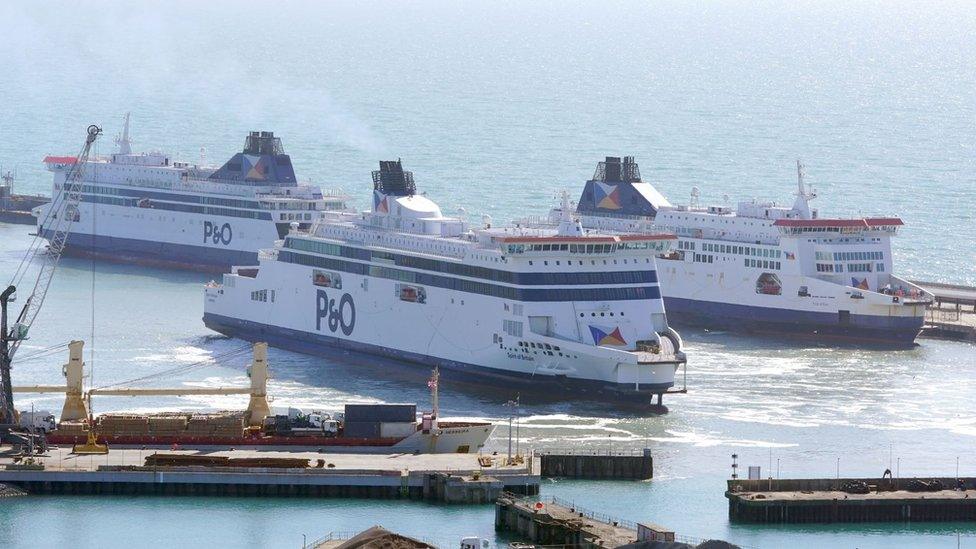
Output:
[
  {"xmin": 0, "ymin": 446, "xmax": 539, "ymax": 504},
  {"xmin": 538, "ymin": 449, "xmax": 653, "ymax": 480},
  {"xmin": 727, "ymin": 477, "xmax": 976, "ymax": 523},
  {"xmin": 495, "ymin": 493, "xmax": 674, "ymax": 547},
  {"xmin": 914, "ymin": 281, "xmax": 976, "ymax": 342}
]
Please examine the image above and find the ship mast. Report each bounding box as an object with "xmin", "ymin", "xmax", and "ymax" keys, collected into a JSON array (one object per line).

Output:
[
  {"xmin": 556, "ymin": 190, "xmax": 583, "ymax": 236},
  {"xmin": 428, "ymin": 368, "xmax": 439, "ymax": 429},
  {"xmin": 117, "ymin": 112, "xmax": 132, "ymax": 155},
  {"xmin": 0, "ymin": 169, "xmax": 13, "ymax": 194},
  {"xmin": 792, "ymin": 159, "xmax": 815, "ymax": 219}
]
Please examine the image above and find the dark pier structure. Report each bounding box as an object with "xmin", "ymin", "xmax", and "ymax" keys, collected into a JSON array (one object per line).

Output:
[
  {"xmin": 727, "ymin": 477, "xmax": 976, "ymax": 523},
  {"xmin": 538, "ymin": 449, "xmax": 653, "ymax": 480}
]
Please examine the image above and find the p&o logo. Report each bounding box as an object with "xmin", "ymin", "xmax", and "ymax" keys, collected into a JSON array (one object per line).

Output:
[
  {"xmin": 316, "ymin": 289, "xmax": 355, "ymax": 336},
  {"xmin": 204, "ymin": 221, "xmax": 233, "ymax": 245}
]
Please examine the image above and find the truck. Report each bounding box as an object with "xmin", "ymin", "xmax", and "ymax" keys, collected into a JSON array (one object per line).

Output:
[
  {"xmin": 18, "ymin": 410, "xmax": 56, "ymax": 433},
  {"xmin": 263, "ymin": 408, "xmax": 339, "ymax": 437}
]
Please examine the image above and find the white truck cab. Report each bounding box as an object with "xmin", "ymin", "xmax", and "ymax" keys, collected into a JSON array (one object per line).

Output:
[{"xmin": 18, "ymin": 410, "xmax": 57, "ymax": 433}]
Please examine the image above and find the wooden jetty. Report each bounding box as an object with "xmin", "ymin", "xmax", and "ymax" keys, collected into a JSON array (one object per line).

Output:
[{"xmin": 727, "ymin": 477, "xmax": 976, "ymax": 523}]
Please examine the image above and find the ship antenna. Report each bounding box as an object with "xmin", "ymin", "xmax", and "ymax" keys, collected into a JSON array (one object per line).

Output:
[
  {"xmin": 116, "ymin": 112, "xmax": 132, "ymax": 155},
  {"xmin": 792, "ymin": 159, "xmax": 814, "ymax": 218},
  {"xmin": 796, "ymin": 159, "xmax": 806, "ymax": 196},
  {"xmin": 0, "ymin": 168, "xmax": 12, "ymax": 192},
  {"xmin": 556, "ymin": 190, "xmax": 584, "ymax": 236}
]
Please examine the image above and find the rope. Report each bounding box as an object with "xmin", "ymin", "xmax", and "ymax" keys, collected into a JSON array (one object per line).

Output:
[
  {"xmin": 89, "ymin": 146, "xmax": 97, "ymax": 394},
  {"xmin": 11, "ymin": 342, "xmax": 71, "ymax": 363},
  {"xmin": 92, "ymin": 343, "xmax": 252, "ymax": 391},
  {"xmin": 8, "ymin": 132, "xmax": 93, "ymax": 290},
  {"xmin": 8, "ymin": 186, "xmax": 68, "ymax": 289}
]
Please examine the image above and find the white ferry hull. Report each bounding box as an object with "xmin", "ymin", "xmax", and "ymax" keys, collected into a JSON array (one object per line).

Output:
[
  {"xmin": 204, "ymin": 263, "xmax": 682, "ymax": 402},
  {"xmin": 37, "ymin": 128, "xmax": 342, "ymax": 272},
  {"xmin": 36, "ymin": 200, "xmax": 272, "ymax": 272},
  {"xmin": 656, "ymin": 259, "xmax": 925, "ymax": 345},
  {"xmin": 569, "ymin": 156, "xmax": 928, "ymax": 347}
]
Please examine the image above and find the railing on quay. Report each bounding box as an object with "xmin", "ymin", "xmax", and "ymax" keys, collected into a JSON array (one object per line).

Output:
[{"xmin": 530, "ymin": 446, "xmax": 650, "ymax": 457}]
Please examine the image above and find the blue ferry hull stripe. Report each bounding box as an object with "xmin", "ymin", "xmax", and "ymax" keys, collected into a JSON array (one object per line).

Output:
[
  {"xmin": 202, "ymin": 312, "xmax": 674, "ymax": 397},
  {"xmin": 663, "ymin": 296, "xmax": 923, "ymax": 344},
  {"xmin": 44, "ymin": 230, "xmax": 257, "ymax": 270}
]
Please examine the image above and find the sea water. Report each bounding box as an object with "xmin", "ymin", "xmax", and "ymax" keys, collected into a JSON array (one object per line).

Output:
[{"xmin": 0, "ymin": 1, "xmax": 974, "ymax": 547}]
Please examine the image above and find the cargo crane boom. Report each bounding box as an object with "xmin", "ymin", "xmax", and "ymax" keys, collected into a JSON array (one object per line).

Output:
[{"xmin": 1, "ymin": 124, "xmax": 101, "ymax": 427}]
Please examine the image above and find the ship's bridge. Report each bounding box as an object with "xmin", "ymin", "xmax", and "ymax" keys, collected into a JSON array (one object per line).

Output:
[
  {"xmin": 773, "ymin": 217, "xmax": 903, "ymax": 236},
  {"xmin": 735, "ymin": 199, "xmax": 813, "ymax": 220}
]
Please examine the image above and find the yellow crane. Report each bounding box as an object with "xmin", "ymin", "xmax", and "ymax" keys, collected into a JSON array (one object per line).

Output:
[{"xmin": 12, "ymin": 341, "xmax": 272, "ymax": 428}]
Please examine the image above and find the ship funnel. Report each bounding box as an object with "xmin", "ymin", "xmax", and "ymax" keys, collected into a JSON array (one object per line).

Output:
[
  {"xmin": 594, "ymin": 156, "xmax": 641, "ymax": 183},
  {"xmin": 372, "ymin": 159, "xmax": 416, "ymax": 197},
  {"xmin": 208, "ymin": 131, "xmax": 297, "ymax": 185}
]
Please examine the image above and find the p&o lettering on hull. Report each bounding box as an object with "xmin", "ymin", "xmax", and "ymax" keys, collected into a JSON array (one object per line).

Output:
[
  {"xmin": 316, "ymin": 288, "xmax": 355, "ymax": 336},
  {"xmin": 204, "ymin": 221, "xmax": 233, "ymax": 245}
]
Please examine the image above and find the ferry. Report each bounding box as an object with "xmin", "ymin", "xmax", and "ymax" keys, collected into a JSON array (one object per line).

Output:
[
  {"xmin": 35, "ymin": 115, "xmax": 347, "ymax": 272},
  {"xmin": 550, "ymin": 156, "xmax": 930, "ymax": 345},
  {"xmin": 204, "ymin": 160, "xmax": 686, "ymax": 404}
]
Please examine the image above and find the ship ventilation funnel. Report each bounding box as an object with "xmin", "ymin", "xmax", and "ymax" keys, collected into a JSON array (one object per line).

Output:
[
  {"xmin": 209, "ymin": 131, "xmax": 297, "ymax": 185},
  {"xmin": 593, "ymin": 156, "xmax": 641, "ymax": 183},
  {"xmin": 372, "ymin": 159, "xmax": 416, "ymax": 196},
  {"xmin": 576, "ymin": 155, "xmax": 670, "ymax": 218}
]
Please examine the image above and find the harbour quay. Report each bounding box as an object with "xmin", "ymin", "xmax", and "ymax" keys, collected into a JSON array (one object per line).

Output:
[
  {"xmin": 727, "ymin": 477, "xmax": 976, "ymax": 523},
  {"xmin": 0, "ymin": 446, "xmax": 539, "ymax": 504},
  {"xmin": 495, "ymin": 492, "xmax": 740, "ymax": 548}
]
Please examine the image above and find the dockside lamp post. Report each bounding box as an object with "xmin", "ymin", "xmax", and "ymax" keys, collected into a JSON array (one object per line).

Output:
[
  {"xmin": 504, "ymin": 398, "xmax": 517, "ymax": 462},
  {"xmin": 515, "ymin": 394, "xmax": 520, "ymax": 457}
]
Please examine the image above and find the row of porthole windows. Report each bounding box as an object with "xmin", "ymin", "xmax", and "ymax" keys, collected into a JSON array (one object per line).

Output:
[
  {"xmin": 528, "ymin": 258, "xmax": 652, "ymax": 266},
  {"xmin": 579, "ymin": 311, "xmax": 625, "ymax": 317}
]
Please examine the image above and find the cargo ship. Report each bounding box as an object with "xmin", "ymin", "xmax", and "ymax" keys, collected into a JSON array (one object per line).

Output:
[
  {"xmin": 46, "ymin": 407, "xmax": 493, "ymax": 454},
  {"xmin": 544, "ymin": 156, "xmax": 931, "ymax": 345},
  {"xmin": 0, "ymin": 170, "xmax": 48, "ymax": 225},
  {"xmin": 27, "ymin": 342, "xmax": 493, "ymax": 454},
  {"xmin": 204, "ymin": 160, "xmax": 686, "ymax": 405}
]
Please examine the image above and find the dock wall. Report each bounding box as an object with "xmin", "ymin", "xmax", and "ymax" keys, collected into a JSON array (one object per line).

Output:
[
  {"xmin": 0, "ymin": 466, "xmax": 539, "ymax": 503},
  {"xmin": 538, "ymin": 450, "xmax": 653, "ymax": 480},
  {"xmin": 728, "ymin": 477, "xmax": 976, "ymax": 524}
]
